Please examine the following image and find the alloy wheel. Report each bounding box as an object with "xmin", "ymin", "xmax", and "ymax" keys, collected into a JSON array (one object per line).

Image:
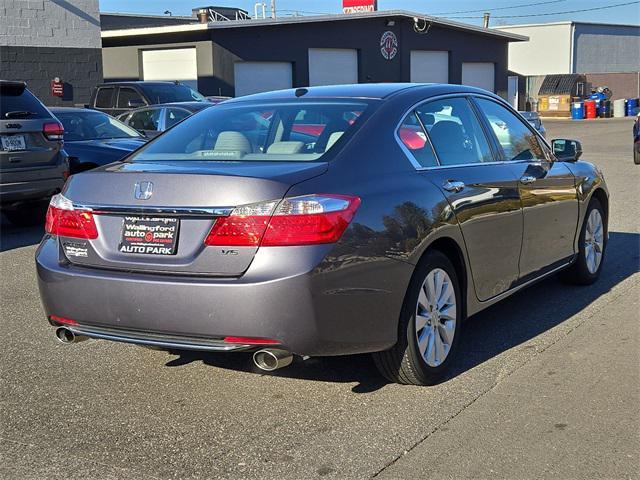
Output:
[
  {"xmin": 584, "ymin": 208, "xmax": 604, "ymax": 274},
  {"xmin": 415, "ymin": 268, "xmax": 457, "ymax": 367}
]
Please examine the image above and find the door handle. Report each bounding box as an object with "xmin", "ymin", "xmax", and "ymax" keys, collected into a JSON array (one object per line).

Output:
[
  {"xmin": 442, "ymin": 180, "xmax": 465, "ymax": 193},
  {"xmin": 520, "ymin": 175, "xmax": 537, "ymax": 185}
]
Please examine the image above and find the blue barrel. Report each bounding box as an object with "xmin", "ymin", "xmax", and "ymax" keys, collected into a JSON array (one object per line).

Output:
[
  {"xmin": 627, "ymin": 98, "xmax": 639, "ymax": 116},
  {"xmin": 571, "ymin": 101, "xmax": 585, "ymax": 120},
  {"xmin": 599, "ymin": 100, "xmax": 611, "ymax": 118}
]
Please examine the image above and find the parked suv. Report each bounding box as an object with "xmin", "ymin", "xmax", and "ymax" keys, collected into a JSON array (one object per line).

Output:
[
  {"xmin": 89, "ymin": 81, "xmax": 207, "ymax": 117},
  {"xmin": 1, "ymin": 81, "xmax": 68, "ymax": 226}
]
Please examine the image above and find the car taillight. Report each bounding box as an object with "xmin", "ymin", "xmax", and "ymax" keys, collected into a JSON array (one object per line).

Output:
[
  {"xmin": 204, "ymin": 194, "xmax": 361, "ymax": 247},
  {"xmin": 45, "ymin": 193, "xmax": 98, "ymax": 239},
  {"xmin": 43, "ymin": 121, "xmax": 64, "ymax": 141}
]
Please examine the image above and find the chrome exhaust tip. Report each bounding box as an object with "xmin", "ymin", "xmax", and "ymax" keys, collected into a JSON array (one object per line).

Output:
[
  {"xmin": 253, "ymin": 348, "xmax": 293, "ymax": 371},
  {"xmin": 55, "ymin": 327, "xmax": 88, "ymax": 344}
]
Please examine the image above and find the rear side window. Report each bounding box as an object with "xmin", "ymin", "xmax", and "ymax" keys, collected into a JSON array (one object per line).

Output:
[
  {"xmin": 474, "ymin": 98, "xmax": 545, "ymax": 161},
  {"xmin": 129, "ymin": 109, "xmax": 162, "ymax": 131},
  {"xmin": 117, "ymin": 88, "xmax": 144, "ymax": 109},
  {"xmin": 129, "ymin": 101, "xmax": 370, "ymax": 162},
  {"xmin": 416, "ymin": 98, "xmax": 493, "ymax": 166},
  {"xmin": 397, "ymin": 112, "xmax": 438, "ymax": 168},
  {"xmin": 0, "ymin": 83, "xmax": 50, "ymax": 119},
  {"xmin": 95, "ymin": 87, "xmax": 115, "ymax": 108},
  {"xmin": 165, "ymin": 108, "xmax": 191, "ymax": 129}
]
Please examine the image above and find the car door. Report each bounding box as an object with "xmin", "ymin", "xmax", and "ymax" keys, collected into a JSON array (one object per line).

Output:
[
  {"xmin": 400, "ymin": 96, "xmax": 524, "ymax": 301},
  {"xmin": 128, "ymin": 107, "xmax": 163, "ymax": 138},
  {"xmin": 473, "ymin": 97, "xmax": 579, "ymax": 279}
]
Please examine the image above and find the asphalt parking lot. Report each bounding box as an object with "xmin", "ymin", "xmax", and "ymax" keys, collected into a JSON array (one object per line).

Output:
[{"xmin": 1, "ymin": 117, "xmax": 638, "ymax": 479}]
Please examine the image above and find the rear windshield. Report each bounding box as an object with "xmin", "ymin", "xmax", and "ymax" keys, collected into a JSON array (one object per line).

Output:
[
  {"xmin": 129, "ymin": 101, "xmax": 370, "ymax": 162},
  {"xmin": 140, "ymin": 84, "xmax": 206, "ymax": 104},
  {"xmin": 1, "ymin": 84, "xmax": 51, "ymax": 119},
  {"xmin": 56, "ymin": 111, "xmax": 141, "ymax": 141}
]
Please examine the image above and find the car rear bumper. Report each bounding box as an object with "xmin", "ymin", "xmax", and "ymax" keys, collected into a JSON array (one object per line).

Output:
[
  {"xmin": 0, "ymin": 167, "xmax": 66, "ymax": 206},
  {"xmin": 36, "ymin": 236, "xmax": 407, "ymax": 356}
]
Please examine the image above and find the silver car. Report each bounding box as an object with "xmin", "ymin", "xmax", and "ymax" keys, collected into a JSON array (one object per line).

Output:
[{"xmin": 36, "ymin": 84, "xmax": 608, "ymax": 385}]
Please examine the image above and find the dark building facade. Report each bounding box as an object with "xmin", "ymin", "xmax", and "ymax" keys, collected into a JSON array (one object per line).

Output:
[
  {"xmin": 0, "ymin": 0, "xmax": 103, "ymax": 106},
  {"xmin": 101, "ymin": 10, "xmax": 525, "ymax": 100}
]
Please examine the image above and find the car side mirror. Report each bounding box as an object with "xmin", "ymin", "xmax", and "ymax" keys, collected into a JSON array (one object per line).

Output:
[
  {"xmin": 128, "ymin": 99, "xmax": 145, "ymax": 108},
  {"xmin": 552, "ymin": 138, "xmax": 583, "ymax": 162}
]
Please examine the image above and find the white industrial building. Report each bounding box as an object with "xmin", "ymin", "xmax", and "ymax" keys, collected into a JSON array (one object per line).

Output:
[
  {"xmin": 497, "ymin": 21, "xmax": 639, "ymax": 101},
  {"xmin": 497, "ymin": 21, "xmax": 639, "ymax": 76}
]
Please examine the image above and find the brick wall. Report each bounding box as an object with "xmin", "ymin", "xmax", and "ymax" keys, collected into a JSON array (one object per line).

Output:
[
  {"xmin": 0, "ymin": 0, "xmax": 102, "ymax": 106},
  {"xmin": 1, "ymin": 46, "xmax": 102, "ymax": 106},
  {"xmin": 0, "ymin": 0, "xmax": 101, "ymax": 48}
]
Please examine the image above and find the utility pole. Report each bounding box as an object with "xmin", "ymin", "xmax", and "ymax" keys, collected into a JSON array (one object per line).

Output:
[
  {"xmin": 271, "ymin": 0, "xmax": 276, "ymax": 19},
  {"xmin": 483, "ymin": 12, "xmax": 490, "ymax": 28}
]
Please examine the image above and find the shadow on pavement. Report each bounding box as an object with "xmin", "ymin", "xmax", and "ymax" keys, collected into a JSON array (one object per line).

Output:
[
  {"xmin": 0, "ymin": 215, "xmax": 44, "ymax": 252},
  {"xmin": 166, "ymin": 231, "xmax": 640, "ymax": 393}
]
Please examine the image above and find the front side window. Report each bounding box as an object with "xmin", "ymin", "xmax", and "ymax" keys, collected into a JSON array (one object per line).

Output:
[
  {"xmin": 117, "ymin": 88, "xmax": 144, "ymax": 109},
  {"xmin": 95, "ymin": 87, "xmax": 115, "ymax": 108},
  {"xmin": 415, "ymin": 97, "xmax": 493, "ymax": 166},
  {"xmin": 397, "ymin": 111, "xmax": 438, "ymax": 168},
  {"xmin": 129, "ymin": 109, "xmax": 162, "ymax": 131},
  {"xmin": 129, "ymin": 101, "xmax": 370, "ymax": 163},
  {"xmin": 474, "ymin": 98, "xmax": 545, "ymax": 161}
]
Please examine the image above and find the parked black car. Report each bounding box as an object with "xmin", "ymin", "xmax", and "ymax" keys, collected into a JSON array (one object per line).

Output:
[
  {"xmin": 89, "ymin": 81, "xmax": 207, "ymax": 117},
  {"xmin": 51, "ymin": 108, "xmax": 146, "ymax": 174},
  {"xmin": 117, "ymin": 101, "xmax": 214, "ymax": 139},
  {"xmin": 1, "ymin": 80, "xmax": 68, "ymax": 226}
]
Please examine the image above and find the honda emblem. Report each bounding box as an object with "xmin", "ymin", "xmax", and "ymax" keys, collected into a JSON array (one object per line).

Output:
[{"xmin": 134, "ymin": 181, "xmax": 154, "ymax": 200}]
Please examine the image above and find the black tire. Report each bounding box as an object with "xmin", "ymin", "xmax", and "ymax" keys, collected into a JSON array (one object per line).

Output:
[
  {"xmin": 3, "ymin": 201, "xmax": 48, "ymax": 227},
  {"xmin": 634, "ymin": 144, "xmax": 640, "ymax": 165},
  {"xmin": 560, "ymin": 198, "xmax": 606, "ymax": 285},
  {"xmin": 373, "ymin": 250, "xmax": 463, "ymax": 386}
]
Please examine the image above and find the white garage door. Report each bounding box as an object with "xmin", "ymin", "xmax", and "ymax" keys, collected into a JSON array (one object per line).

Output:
[
  {"xmin": 234, "ymin": 62, "xmax": 293, "ymax": 97},
  {"xmin": 142, "ymin": 48, "xmax": 198, "ymax": 90},
  {"xmin": 410, "ymin": 51, "xmax": 449, "ymax": 83},
  {"xmin": 308, "ymin": 48, "xmax": 358, "ymax": 86},
  {"xmin": 461, "ymin": 62, "xmax": 495, "ymax": 92}
]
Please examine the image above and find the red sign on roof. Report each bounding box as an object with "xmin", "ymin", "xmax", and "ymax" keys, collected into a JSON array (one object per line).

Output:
[{"xmin": 343, "ymin": 0, "xmax": 377, "ymax": 14}]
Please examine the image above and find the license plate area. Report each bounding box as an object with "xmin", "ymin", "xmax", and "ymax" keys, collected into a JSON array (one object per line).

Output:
[
  {"xmin": 1, "ymin": 135, "xmax": 26, "ymax": 151},
  {"xmin": 119, "ymin": 216, "xmax": 179, "ymax": 255}
]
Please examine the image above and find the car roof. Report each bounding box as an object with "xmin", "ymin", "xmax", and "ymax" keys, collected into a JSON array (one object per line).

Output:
[
  {"xmin": 223, "ymin": 83, "xmax": 501, "ymax": 104},
  {"xmin": 50, "ymin": 107, "xmax": 106, "ymax": 113},
  {"xmin": 144, "ymin": 101, "xmax": 212, "ymax": 110},
  {"xmin": 96, "ymin": 81, "xmax": 184, "ymax": 87}
]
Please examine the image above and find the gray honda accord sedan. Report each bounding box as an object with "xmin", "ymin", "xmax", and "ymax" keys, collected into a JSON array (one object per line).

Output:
[{"xmin": 36, "ymin": 84, "xmax": 608, "ymax": 385}]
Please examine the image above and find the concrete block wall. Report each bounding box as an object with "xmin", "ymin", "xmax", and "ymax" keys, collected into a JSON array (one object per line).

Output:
[
  {"xmin": 0, "ymin": 0, "xmax": 102, "ymax": 106},
  {"xmin": 0, "ymin": 0, "xmax": 101, "ymax": 48}
]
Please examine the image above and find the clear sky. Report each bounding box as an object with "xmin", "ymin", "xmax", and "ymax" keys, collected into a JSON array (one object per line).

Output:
[{"xmin": 99, "ymin": 0, "xmax": 640, "ymax": 26}]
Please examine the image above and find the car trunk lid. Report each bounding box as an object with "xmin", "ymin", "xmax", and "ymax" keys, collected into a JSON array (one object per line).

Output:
[{"xmin": 57, "ymin": 160, "xmax": 327, "ymax": 276}]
